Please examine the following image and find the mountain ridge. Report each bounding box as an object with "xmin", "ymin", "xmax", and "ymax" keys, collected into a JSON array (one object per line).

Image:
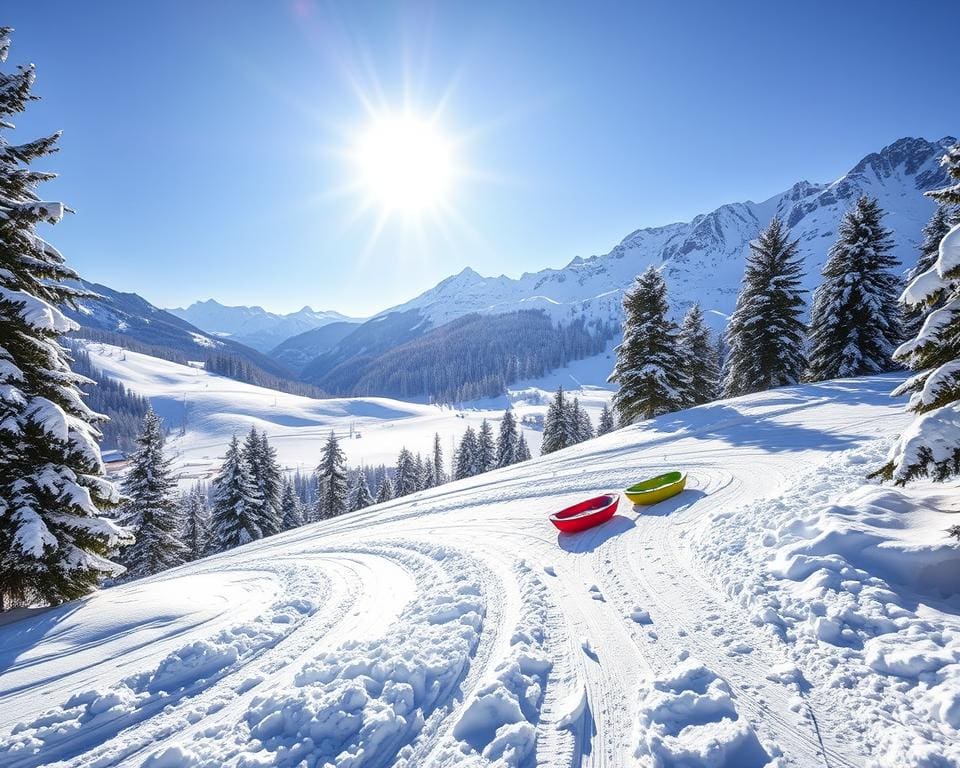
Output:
[
  {"xmin": 168, "ymin": 298, "xmax": 364, "ymax": 352},
  {"xmin": 375, "ymin": 135, "xmax": 955, "ymax": 330}
]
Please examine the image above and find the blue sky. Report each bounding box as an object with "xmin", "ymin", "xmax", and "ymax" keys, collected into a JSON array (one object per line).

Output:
[{"xmin": 6, "ymin": 1, "xmax": 959, "ymax": 316}]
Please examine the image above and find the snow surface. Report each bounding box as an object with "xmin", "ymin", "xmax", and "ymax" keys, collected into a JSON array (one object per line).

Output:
[{"xmin": 4, "ymin": 370, "xmax": 960, "ymax": 766}]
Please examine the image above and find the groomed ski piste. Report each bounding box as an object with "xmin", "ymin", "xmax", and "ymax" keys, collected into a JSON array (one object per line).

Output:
[{"xmin": 2, "ymin": 374, "xmax": 960, "ymax": 767}]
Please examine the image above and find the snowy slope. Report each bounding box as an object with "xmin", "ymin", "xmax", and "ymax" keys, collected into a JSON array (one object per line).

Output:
[
  {"xmin": 3, "ymin": 373, "xmax": 960, "ymax": 766},
  {"xmin": 76, "ymin": 342, "xmax": 569, "ymax": 482},
  {"xmin": 380, "ymin": 137, "xmax": 955, "ymax": 330},
  {"xmin": 168, "ymin": 299, "xmax": 363, "ymax": 352}
]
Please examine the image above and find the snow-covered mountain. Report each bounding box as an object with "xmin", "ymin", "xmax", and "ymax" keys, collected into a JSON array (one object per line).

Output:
[
  {"xmin": 168, "ymin": 299, "xmax": 363, "ymax": 352},
  {"xmin": 381, "ymin": 136, "xmax": 956, "ymax": 330},
  {"xmin": 62, "ymin": 281, "xmax": 299, "ymax": 383}
]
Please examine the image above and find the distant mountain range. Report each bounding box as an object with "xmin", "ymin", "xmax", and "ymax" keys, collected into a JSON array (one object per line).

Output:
[
  {"xmin": 62, "ymin": 281, "xmax": 302, "ymax": 388},
  {"xmin": 372, "ymin": 136, "xmax": 955, "ymax": 332},
  {"xmin": 167, "ymin": 299, "xmax": 364, "ymax": 352}
]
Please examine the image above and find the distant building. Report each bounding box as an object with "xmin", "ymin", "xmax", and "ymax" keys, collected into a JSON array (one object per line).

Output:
[{"xmin": 102, "ymin": 449, "xmax": 129, "ymax": 473}]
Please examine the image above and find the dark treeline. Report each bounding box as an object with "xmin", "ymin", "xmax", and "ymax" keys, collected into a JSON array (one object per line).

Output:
[
  {"xmin": 323, "ymin": 311, "xmax": 615, "ymax": 402},
  {"xmin": 68, "ymin": 328, "xmax": 193, "ymax": 365},
  {"xmin": 66, "ymin": 342, "xmax": 151, "ymax": 452},
  {"xmin": 204, "ymin": 352, "xmax": 327, "ymax": 398},
  {"xmin": 72, "ymin": 330, "xmax": 327, "ymax": 400}
]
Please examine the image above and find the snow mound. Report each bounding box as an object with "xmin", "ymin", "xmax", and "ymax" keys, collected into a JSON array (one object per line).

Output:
[
  {"xmin": 2, "ymin": 592, "xmax": 317, "ymax": 764},
  {"xmin": 696, "ymin": 439, "xmax": 960, "ymax": 767},
  {"xmin": 448, "ymin": 563, "xmax": 552, "ymax": 767},
  {"xmin": 770, "ymin": 484, "xmax": 960, "ymax": 599},
  {"xmin": 158, "ymin": 546, "xmax": 486, "ymax": 768},
  {"xmin": 632, "ymin": 656, "xmax": 776, "ymax": 767}
]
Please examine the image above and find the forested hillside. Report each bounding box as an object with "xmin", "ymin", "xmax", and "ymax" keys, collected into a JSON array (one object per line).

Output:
[
  {"xmin": 308, "ymin": 310, "xmax": 614, "ymax": 401},
  {"xmin": 269, "ymin": 321, "xmax": 362, "ymax": 372}
]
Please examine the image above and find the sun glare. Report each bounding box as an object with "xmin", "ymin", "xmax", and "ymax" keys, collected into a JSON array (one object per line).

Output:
[{"xmin": 354, "ymin": 114, "xmax": 454, "ymax": 216}]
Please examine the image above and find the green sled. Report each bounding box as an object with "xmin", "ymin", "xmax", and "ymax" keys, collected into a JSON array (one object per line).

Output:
[{"xmin": 625, "ymin": 471, "xmax": 686, "ymax": 505}]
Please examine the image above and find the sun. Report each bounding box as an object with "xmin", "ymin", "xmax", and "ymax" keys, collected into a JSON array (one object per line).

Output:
[{"xmin": 353, "ymin": 113, "xmax": 454, "ymax": 216}]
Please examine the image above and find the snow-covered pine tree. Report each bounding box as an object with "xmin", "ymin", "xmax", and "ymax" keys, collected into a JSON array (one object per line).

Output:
[
  {"xmin": 496, "ymin": 409, "xmax": 519, "ymax": 467},
  {"xmin": 0, "ymin": 29, "xmax": 130, "ymax": 608},
  {"xmin": 904, "ymin": 204, "xmax": 957, "ymax": 336},
  {"xmin": 723, "ymin": 218, "xmax": 806, "ymax": 397},
  {"xmin": 418, "ymin": 452, "xmax": 434, "ymax": 490},
  {"xmin": 806, "ymin": 196, "xmax": 900, "ymax": 382},
  {"xmin": 515, "ymin": 432, "xmax": 532, "ymax": 462},
  {"xmin": 570, "ymin": 397, "xmax": 594, "ymax": 443},
  {"xmin": 876, "ymin": 142, "xmax": 960, "ymax": 484},
  {"xmin": 118, "ymin": 410, "xmax": 186, "ymax": 579},
  {"xmin": 608, "ymin": 266, "xmax": 684, "ymax": 423},
  {"xmin": 180, "ymin": 484, "xmax": 210, "ymax": 561},
  {"xmin": 541, "ymin": 386, "xmax": 569, "ymax": 454},
  {"xmin": 568, "ymin": 397, "xmax": 583, "ymax": 445},
  {"xmin": 256, "ymin": 431, "xmax": 283, "ymax": 532},
  {"xmin": 454, "ymin": 427, "xmax": 479, "ymax": 479},
  {"xmin": 431, "ymin": 432, "xmax": 445, "ymax": 486},
  {"xmin": 375, "ymin": 473, "xmax": 394, "ymax": 503},
  {"xmin": 279, "ymin": 479, "xmax": 303, "ymax": 530},
  {"xmin": 242, "ymin": 428, "xmax": 282, "ymax": 537},
  {"xmin": 210, "ymin": 435, "xmax": 262, "ymax": 551},
  {"xmin": 394, "ymin": 447, "xmax": 418, "ymax": 497},
  {"xmin": 477, "ymin": 419, "xmax": 496, "ymax": 472},
  {"xmin": 412, "ymin": 453, "xmax": 427, "ymax": 491},
  {"xmin": 677, "ymin": 303, "xmax": 720, "ymax": 407},
  {"xmin": 597, "ymin": 403, "xmax": 615, "ymax": 436},
  {"xmin": 315, "ymin": 431, "xmax": 348, "ymax": 519},
  {"xmin": 350, "ymin": 470, "xmax": 374, "ymax": 511}
]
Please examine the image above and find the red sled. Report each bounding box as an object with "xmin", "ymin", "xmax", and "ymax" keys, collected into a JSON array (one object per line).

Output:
[{"xmin": 550, "ymin": 493, "xmax": 619, "ymax": 533}]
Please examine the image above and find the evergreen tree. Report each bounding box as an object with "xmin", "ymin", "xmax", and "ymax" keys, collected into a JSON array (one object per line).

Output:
[
  {"xmin": 496, "ymin": 409, "xmax": 519, "ymax": 468},
  {"xmin": 315, "ymin": 431, "xmax": 348, "ymax": 519},
  {"xmin": 279, "ymin": 479, "xmax": 303, "ymax": 531},
  {"xmin": 180, "ymin": 485, "xmax": 210, "ymax": 561},
  {"xmin": 394, "ymin": 447, "xmax": 418, "ymax": 496},
  {"xmin": 608, "ymin": 266, "xmax": 684, "ymax": 423},
  {"xmin": 350, "ymin": 470, "xmax": 374, "ymax": 511},
  {"xmin": 677, "ymin": 304, "xmax": 720, "ymax": 407},
  {"xmin": 412, "ymin": 453, "xmax": 427, "ymax": 491},
  {"xmin": 431, "ymin": 432, "xmax": 445, "ymax": 486},
  {"xmin": 723, "ymin": 218, "xmax": 806, "ymax": 397},
  {"xmin": 375, "ymin": 473, "xmax": 394, "ymax": 503},
  {"xmin": 515, "ymin": 432, "xmax": 532, "ymax": 462},
  {"xmin": 242, "ymin": 428, "xmax": 282, "ymax": 537},
  {"xmin": 210, "ymin": 435, "xmax": 262, "ymax": 551},
  {"xmin": 0, "ymin": 29, "xmax": 129, "ymax": 608},
  {"xmin": 877, "ymin": 143, "xmax": 960, "ymax": 484},
  {"xmin": 418, "ymin": 452, "xmax": 434, "ymax": 490},
  {"xmin": 455, "ymin": 427, "xmax": 479, "ymax": 479},
  {"xmin": 119, "ymin": 410, "xmax": 186, "ymax": 578},
  {"xmin": 597, "ymin": 403, "xmax": 616, "ymax": 436},
  {"xmin": 477, "ymin": 419, "xmax": 496, "ymax": 472},
  {"xmin": 541, "ymin": 386, "xmax": 569, "ymax": 454},
  {"xmin": 806, "ymin": 196, "xmax": 900, "ymax": 381},
  {"xmin": 904, "ymin": 204, "xmax": 957, "ymax": 335},
  {"xmin": 570, "ymin": 397, "xmax": 594, "ymax": 443}
]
